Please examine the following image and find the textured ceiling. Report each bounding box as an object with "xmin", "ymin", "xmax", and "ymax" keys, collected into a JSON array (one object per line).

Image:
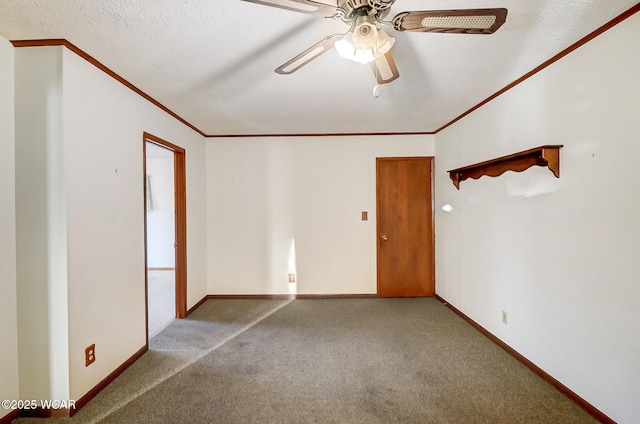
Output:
[{"xmin": 0, "ymin": 0, "xmax": 637, "ymax": 136}]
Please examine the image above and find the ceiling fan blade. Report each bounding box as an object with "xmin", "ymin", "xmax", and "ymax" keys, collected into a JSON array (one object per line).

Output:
[
  {"xmin": 241, "ymin": 0, "xmax": 340, "ymax": 18},
  {"xmin": 370, "ymin": 51, "xmax": 399, "ymax": 84},
  {"xmin": 275, "ymin": 34, "xmax": 342, "ymax": 75},
  {"xmin": 392, "ymin": 8, "xmax": 507, "ymax": 34}
]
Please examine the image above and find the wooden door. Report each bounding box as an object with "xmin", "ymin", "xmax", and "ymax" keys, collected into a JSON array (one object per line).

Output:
[{"xmin": 377, "ymin": 157, "xmax": 434, "ymax": 297}]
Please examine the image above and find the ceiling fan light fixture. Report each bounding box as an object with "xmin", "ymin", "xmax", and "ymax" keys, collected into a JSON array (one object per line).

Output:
[
  {"xmin": 336, "ymin": 32, "xmax": 373, "ymax": 64},
  {"xmin": 376, "ymin": 29, "xmax": 395, "ymax": 55},
  {"xmin": 335, "ymin": 20, "xmax": 395, "ymax": 65}
]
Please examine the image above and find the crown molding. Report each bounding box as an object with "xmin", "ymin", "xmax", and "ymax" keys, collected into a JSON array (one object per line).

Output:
[
  {"xmin": 435, "ymin": 2, "xmax": 640, "ymax": 134},
  {"xmin": 10, "ymin": 38, "xmax": 207, "ymax": 137},
  {"xmin": 205, "ymin": 131, "xmax": 435, "ymax": 138}
]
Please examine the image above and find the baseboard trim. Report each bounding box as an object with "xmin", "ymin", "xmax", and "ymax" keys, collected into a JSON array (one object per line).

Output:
[
  {"xmin": 21, "ymin": 344, "xmax": 150, "ymax": 419},
  {"xmin": 205, "ymin": 294, "xmax": 377, "ymax": 300},
  {"xmin": 0, "ymin": 409, "xmax": 19, "ymax": 424},
  {"xmin": 18, "ymin": 405, "xmax": 71, "ymax": 419},
  {"xmin": 71, "ymin": 344, "xmax": 148, "ymax": 416},
  {"xmin": 434, "ymin": 294, "xmax": 615, "ymax": 424},
  {"xmin": 147, "ymin": 267, "xmax": 175, "ymax": 271},
  {"xmin": 207, "ymin": 294, "xmax": 295, "ymax": 300},
  {"xmin": 294, "ymin": 294, "xmax": 377, "ymax": 299},
  {"xmin": 186, "ymin": 295, "xmax": 209, "ymax": 316}
]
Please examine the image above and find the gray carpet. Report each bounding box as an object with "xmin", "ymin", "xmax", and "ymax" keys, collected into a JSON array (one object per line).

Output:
[
  {"xmin": 147, "ymin": 270, "xmax": 175, "ymax": 338},
  {"xmin": 16, "ymin": 298, "xmax": 599, "ymax": 424}
]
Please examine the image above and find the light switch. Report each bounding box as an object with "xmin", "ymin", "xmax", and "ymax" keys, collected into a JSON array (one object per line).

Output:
[{"xmin": 362, "ymin": 211, "xmax": 368, "ymax": 221}]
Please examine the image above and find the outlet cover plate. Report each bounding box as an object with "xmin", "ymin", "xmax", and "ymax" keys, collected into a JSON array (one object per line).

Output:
[{"xmin": 85, "ymin": 344, "xmax": 96, "ymax": 366}]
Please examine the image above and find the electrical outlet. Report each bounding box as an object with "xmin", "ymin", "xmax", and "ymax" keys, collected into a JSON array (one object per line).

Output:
[
  {"xmin": 501, "ymin": 310, "xmax": 508, "ymax": 325},
  {"xmin": 288, "ymin": 273, "xmax": 296, "ymax": 283},
  {"xmin": 85, "ymin": 344, "xmax": 96, "ymax": 367}
]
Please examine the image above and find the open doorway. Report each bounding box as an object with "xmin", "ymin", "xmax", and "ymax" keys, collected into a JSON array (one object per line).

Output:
[{"xmin": 143, "ymin": 132, "xmax": 187, "ymax": 342}]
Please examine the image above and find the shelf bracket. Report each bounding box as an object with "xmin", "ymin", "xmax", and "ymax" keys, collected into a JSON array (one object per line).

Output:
[{"xmin": 448, "ymin": 145, "xmax": 563, "ymax": 189}]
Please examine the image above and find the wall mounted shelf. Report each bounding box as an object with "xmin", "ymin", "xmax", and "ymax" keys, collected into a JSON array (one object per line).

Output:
[{"xmin": 448, "ymin": 145, "xmax": 563, "ymax": 189}]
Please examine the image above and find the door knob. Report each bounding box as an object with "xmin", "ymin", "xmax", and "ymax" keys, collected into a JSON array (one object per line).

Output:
[{"xmin": 381, "ymin": 234, "xmax": 388, "ymax": 241}]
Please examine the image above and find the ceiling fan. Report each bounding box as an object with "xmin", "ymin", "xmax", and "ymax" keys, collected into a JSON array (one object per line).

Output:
[{"xmin": 242, "ymin": 0, "xmax": 507, "ymax": 84}]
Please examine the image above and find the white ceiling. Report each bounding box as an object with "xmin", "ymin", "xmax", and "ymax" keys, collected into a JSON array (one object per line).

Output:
[{"xmin": 0, "ymin": 0, "xmax": 637, "ymax": 136}]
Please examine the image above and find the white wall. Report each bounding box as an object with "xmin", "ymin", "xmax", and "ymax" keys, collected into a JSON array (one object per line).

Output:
[
  {"xmin": 0, "ymin": 36, "xmax": 20, "ymax": 423},
  {"xmin": 206, "ymin": 135, "xmax": 434, "ymax": 295},
  {"xmin": 15, "ymin": 46, "xmax": 70, "ymax": 402},
  {"xmin": 434, "ymin": 12, "xmax": 640, "ymax": 424},
  {"xmin": 146, "ymin": 143, "xmax": 176, "ymax": 268},
  {"xmin": 13, "ymin": 44, "xmax": 208, "ymax": 404},
  {"xmin": 62, "ymin": 48, "xmax": 207, "ymax": 400}
]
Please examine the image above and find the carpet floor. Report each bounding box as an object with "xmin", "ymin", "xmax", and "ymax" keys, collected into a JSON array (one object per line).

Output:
[
  {"xmin": 16, "ymin": 298, "xmax": 599, "ymax": 423},
  {"xmin": 147, "ymin": 270, "xmax": 175, "ymax": 338}
]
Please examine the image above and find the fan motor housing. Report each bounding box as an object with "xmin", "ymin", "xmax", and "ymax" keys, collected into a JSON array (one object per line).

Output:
[
  {"xmin": 338, "ymin": 0, "xmax": 368, "ymax": 18},
  {"xmin": 338, "ymin": 0, "xmax": 392, "ymax": 20},
  {"xmin": 368, "ymin": 0, "xmax": 394, "ymax": 11}
]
